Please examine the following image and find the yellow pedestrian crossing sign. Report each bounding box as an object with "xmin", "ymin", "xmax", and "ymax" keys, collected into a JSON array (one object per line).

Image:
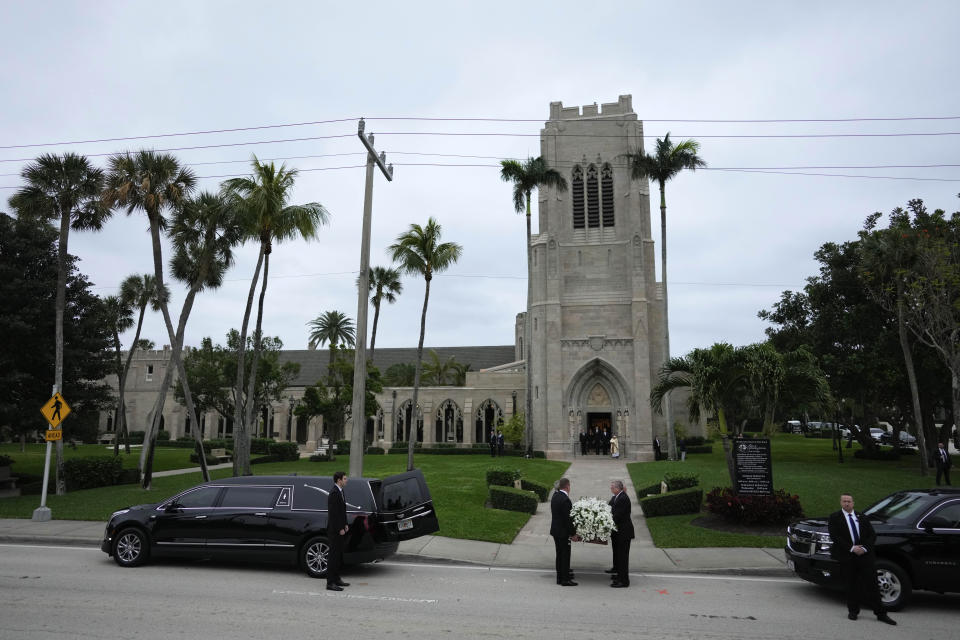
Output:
[{"xmin": 40, "ymin": 393, "xmax": 71, "ymax": 428}]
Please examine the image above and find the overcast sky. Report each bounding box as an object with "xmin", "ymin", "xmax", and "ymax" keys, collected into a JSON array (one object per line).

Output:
[{"xmin": 2, "ymin": 1, "xmax": 958, "ymax": 359}]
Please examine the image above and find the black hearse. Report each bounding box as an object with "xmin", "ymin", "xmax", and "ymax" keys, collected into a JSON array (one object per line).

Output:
[
  {"xmin": 785, "ymin": 488, "xmax": 960, "ymax": 610},
  {"xmin": 101, "ymin": 470, "xmax": 439, "ymax": 578}
]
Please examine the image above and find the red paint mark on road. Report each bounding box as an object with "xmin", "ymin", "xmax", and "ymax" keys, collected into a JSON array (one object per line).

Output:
[
  {"xmin": 657, "ymin": 589, "xmax": 669, "ymax": 595},
  {"xmin": 683, "ymin": 591, "xmax": 694, "ymax": 595}
]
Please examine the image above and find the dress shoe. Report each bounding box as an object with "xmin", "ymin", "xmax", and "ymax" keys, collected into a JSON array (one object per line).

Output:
[
  {"xmin": 336, "ymin": 581, "xmax": 350, "ymax": 587},
  {"xmin": 559, "ymin": 581, "xmax": 578, "ymax": 586},
  {"xmin": 326, "ymin": 584, "xmax": 343, "ymax": 592},
  {"xmin": 610, "ymin": 581, "xmax": 629, "ymax": 588},
  {"xmin": 604, "ymin": 568, "xmax": 617, "ymax": 574},
  {"xmin": 877, "ymin": 614, "xmax": 896, "ymax": 626},
  {"xmin": 847, "ymin": 613, "xmax": 858, "ymax": 621}
]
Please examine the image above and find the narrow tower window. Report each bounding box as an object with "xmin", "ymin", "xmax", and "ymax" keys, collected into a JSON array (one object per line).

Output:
[
  {"xmin": 586, "ymin": 164, "xmax": 599, "ymax": 228},
  {"xmin": 601, "ymin": 163, "xmax": 615, "ymax": 227},
  {"xmin": 571, "ymin": 165, "xmax": 584, "ymax": 229}
]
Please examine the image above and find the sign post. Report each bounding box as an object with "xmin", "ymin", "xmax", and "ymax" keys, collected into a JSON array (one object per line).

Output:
[
  {"xmin": 733, "ymin": 437, "xmax": 773, "ymax": 496},
  {"xmin": 33, "ymin": 392, "xmax": 71, "ymax": 521}
]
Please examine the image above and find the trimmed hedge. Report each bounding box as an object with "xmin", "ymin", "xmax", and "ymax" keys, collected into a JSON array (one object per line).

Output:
[
  {"xmin": 637, "ymin": 482, "xmax": 662, "ymax": 497},
  {"xmin": 268, "ymin": 441, "xmax": 300, "ymax": 462},
  {"xmin": 251, "ymin": 455, "xmax": 277, "ymax": 465},
  {"xmin": 639, "ymin": 487, "xmax": 704, "ymax": 518},
  {"xmin": 685, "ymin": 445, "xmax": 713, "ymax": 455},
  {"xmin": 335, "ymin": 439, "xmax": 351, "ymax": 453},
  {"xmin": 366, "ymin": 446, "xmax": 386, "ymax": 455},
  {"xmin": 664, "ymin": 471, "xmax": 699, "ymax": 491},
  {"xmin": 385, "ymin": 446, "xmax": 545, "ymax": 457},
  {"xmin": 489, "ymin": 485, "xmax": 538, "ymax": 514},
  {"xmin": 63, "ymin": 456, "xmax": 123, "ymax": 490},
  {"xmin": 705, "ymin": 487, "xmax": 804, "ymax": 524},
  {"xmin": 684, "ymin": 436, "xmax": 712, "ymax": 446},
  {"xmin": 310, "ymin": 452, "xmax": 335, "ymax": 462},
  {"xmin": 520, "ymin": 478, "xmax": 549, "ymax": 502},
  {"xmin": 189, "ymin": 452, "xmax": 221, "ymax": 466},
  {"xmin": 486, "ymin": 468, "xmax": 521, "ymax": 487}
]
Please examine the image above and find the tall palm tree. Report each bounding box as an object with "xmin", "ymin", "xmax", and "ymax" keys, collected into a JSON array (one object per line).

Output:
[
  {"xmin": 365, "ymin": 265, "xmax": 402, "ymax": 357},
  {"xmin": 499, "ymin": 157, "xmax": 567, "ymax": 455},
  {"xmin": 389, "ymin": 217, "xmax": 463, "ymax": 470},
  {"xmin": 222, "ymin": 156, "xmax": 329, "ymax": 475},
  {"xmin": 117, "ymin": 273, "xmax": 167, "ymax": 455},
  {"xmin": 102, "ymin": 150, "xmax": 196, "ymax": 489},
  {"xmin": 100, "ymin": 295, "xmax": 133, "ymax": 455},
  {"xmin": 307, "ymin": 310, "xmax": 356, "ymax": 374},
  {"xmin": 167, "ymin": 191, "xmax": 244, "ymax": 482},
  {"xmin": 9, "ymin": 152, "xmax": 109, "ymax": 495},
  {"xmin": 624, "ymin": 133, "xmax": 706, "ymax": 459}
]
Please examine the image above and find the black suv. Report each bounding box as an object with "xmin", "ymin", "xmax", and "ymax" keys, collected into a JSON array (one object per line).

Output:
[
  {"xmin": 785, "ymin": 488, "xmax": 960, "ymax": 609},
  {"xmin": 101, "ymin": 470, "xmax": 439, "ymax": 578}
]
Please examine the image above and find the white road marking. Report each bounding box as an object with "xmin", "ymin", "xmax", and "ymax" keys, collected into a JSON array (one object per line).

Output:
[
  {"xmin": 272, "ymin": 588, "xmax": 438, "ymax": 604},
  {"xmin": 0, "ymin": 543, "xmax": 100, "ymax": 552}
]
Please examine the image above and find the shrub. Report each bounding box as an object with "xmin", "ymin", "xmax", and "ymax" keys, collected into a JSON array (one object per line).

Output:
[
  {"xmin": 268, "ymin": 441, "xmax": 300, "ymax": 462},
  {"xmin": 250, "ymin": 438, "xmax": 273, "ymax": 455},
  {"xmin": 489, "ymin": 485, "xmax": 538, "ymax": 514},
  {"xmin": 637, "ymin": 482, "xmax": 662, "ymax": 497},
  {"xmin": 685, "ymin": 445, "xmax": 713, "ymax": 455},
  {"xmin": 189, "ymin": 452, "xmax": 220, "ymax": 466},
  {"xmin": 486, "ymin": 468, "xmax": 521, "ymax": 487},
  {"xmin": 127, "ymin": 431, "xmax": 145, "ymax": 444},
  {"xmin": 0, "ymin": 454, "xmax": 14, "ymax": 467},
  {"xmin": 392, "ymin": 441, "xmax": 422, "ymax": 450},
  {"xmin": 705, "ymin": 487, "xmax": 804, "ymax": 524},
  {"xmin": 251, "ymin": 455, "xmax": 277, "ymax": 465},
  {"xmin": 663, "ymin": 471, "xmax": 699, "ymax": 491},
  {"xmin": 63, "ymin": 456, "xmax": 123, "ymax": 490},
  {"xmin": 310, "ymin": 452, "xmax": 335, "ymax": 462},
  {"xmin": 639, "ymin": 487, "xmax": 703, "ymax": 517},
  {"xmin": 157, "ymin": 429, "xmax": 170, "ymax": 441},
  {"xmin": 366, "ymin": 446, "xmax": 386, "ymax": 455},
  {"xmin": 117, "ymin": 468, "xmax": 139, "ymax": 485},
  {"xmin": 521, "ymin": 478, "xmax": 550, "ymax": 502},
  {"xmin": 684, "ymin": 436, "xmax": 709, "ymax": 446},
  {"xmin": 202, "ymin": 438, "xmax": 234, "ymax": 453},
  {"xmin": 335, "ymin": 439, "xmax": 351, "ymax": 453}
]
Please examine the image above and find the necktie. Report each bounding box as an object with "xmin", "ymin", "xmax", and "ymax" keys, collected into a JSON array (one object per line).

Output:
[
  {"xmin": 848, "ymin": 513, "xmax": 861, "ymax": 545},
  {"xmin": 943, "ymin": 449, "xmax": 948, "ymax": 462}
]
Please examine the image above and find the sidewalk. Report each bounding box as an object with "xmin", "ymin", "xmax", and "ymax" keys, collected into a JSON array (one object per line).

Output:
[{"xmin": 0, "ymin": 457, "xmax": 790, "ymax": 575}]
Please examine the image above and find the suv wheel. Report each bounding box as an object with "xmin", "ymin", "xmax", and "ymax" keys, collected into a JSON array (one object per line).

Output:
[
  {"xmin": 112, "ymin": 527, "xmax": 149, "ymax": 567},
  {"xmin": 875, "ymin": 559, "xmax": 911, "ymax": 611},
  {"xmin": 300, "ymin": 537, "xmax": 330, "ymax": 579}
]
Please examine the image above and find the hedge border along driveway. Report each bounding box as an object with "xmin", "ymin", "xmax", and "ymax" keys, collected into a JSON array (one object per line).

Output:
[
  {"xmin": 627, "ymin": 433, "xmax": 941, "ymax": 548},
  {"xmin": 0, "ymin": 454, "xmax": 569, "ymax": 545}
]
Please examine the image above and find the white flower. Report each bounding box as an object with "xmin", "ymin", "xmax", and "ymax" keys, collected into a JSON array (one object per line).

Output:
[{"xmin": 570, "ymin": 497, "xmax": 617, "ymax": 543}]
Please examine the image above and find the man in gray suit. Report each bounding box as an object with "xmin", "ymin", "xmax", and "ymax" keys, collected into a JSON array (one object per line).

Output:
[{"xmin": 606, "ymin": 480, "xmax": 635, "ymax": 587}]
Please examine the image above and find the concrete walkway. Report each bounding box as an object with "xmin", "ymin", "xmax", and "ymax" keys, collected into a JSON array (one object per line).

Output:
[{"xmin": 0, "ymin": 457, "xmax": 789, "ymax": 575}]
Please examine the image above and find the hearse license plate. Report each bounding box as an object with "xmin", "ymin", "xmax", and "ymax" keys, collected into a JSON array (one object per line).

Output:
[{"xmin": 398, "ymin": 519, "xmax": 414, "ymax": 531}]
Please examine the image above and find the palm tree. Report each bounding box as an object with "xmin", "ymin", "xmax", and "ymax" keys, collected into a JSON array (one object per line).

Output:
[
  {"xmin": 365, "ymin": 266, "xmax": 402, "ymax": 357},
  {"xmin": 9, "ymin": 152, "xmax": 109, "ymax": 495},
  {"xmin": 307, "ymin": 310, "xmax": 356, "ymax": 374},
  {"xmin": 624, "ymin": 133, "xmax": 706, "ymax": 459},
  {"xmin": 222, "ymin": 156, "xmax": 329, "ymax": 475},
  {"xmin": 117, "ymin": 273, "xmax": 167, "ymax": 455},
  {"xmin": 102, "ymin": 150, "xmax": 196, "ymax": 489},
  {"xmin": 499, "ymin": 157, "xmax": 567, "ymax": 455},
  {"xmin": 167, "ymin": 191, "xmax": 244, "ymax": 481},
  {"xmin": 389, "ymin": 217, "xmax": 463, "ymax": 470},
  {"xmin": 100, "ymin": 295, "xmax": 133, "ymax": 455}
]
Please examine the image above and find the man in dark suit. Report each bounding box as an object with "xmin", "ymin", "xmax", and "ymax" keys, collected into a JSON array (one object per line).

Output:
[
  {"xmin": 489, "ymin": 429, "xmax": 497, "ymax": 457},
  {"xmin": 601, "ymin": 428, "xmax": 611, "ymax": 456},
  {"xmin": 496, "ymin": 430, "xmax": 505, "ymax": 456},
  {"xmin": 550, "ymin": 477, "xmax": 579, "ymax": 586},
  {"xmin": 606, "ymin": 480, "xmax": 635, "ymax": 587},
  {"xmin": 935, "ymin": 442, "xmax": 952, "ymax": 486},
  {"xmin": 579, "ymin": 430, "xmax": 588, "ymax": 456},
  {"xmin": 826, "ymin": 493, "xmax": 895, "ymax": 625},
  {"xmin": 326, "ymin": 471, "xmax": 350, "ymax": 591},
  {"xmin": 653, "ymin": 436, "xmax": 662, "ymax": 461}
]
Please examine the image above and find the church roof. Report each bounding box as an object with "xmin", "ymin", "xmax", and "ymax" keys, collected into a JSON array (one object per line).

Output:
[{"xmin": 279, "ymin": 345, "xmax": 516, "ymax": 387}]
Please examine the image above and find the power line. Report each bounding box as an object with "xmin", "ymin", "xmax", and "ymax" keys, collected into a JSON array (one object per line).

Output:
[{"xmin": 5, "ymin": 113, "xmax": 960, "ymax": 150}]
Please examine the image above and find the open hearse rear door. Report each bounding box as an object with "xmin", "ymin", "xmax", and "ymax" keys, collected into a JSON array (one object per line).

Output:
[{"xmin": 377, "ymin": 469, "xmax": 440, "ymax": 541}]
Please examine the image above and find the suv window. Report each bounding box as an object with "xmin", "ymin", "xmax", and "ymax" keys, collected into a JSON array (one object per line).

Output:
[
  {"xmin": 383, "ymin": 477, "xmax": 423, "ymax": 511},
  {"xmin": 175, "ymin": 486, "xmax": 221, "ymax": 508},
  {"xmin": 920, "ymin": 501, "xmax": 960, "ymax": 529},
  {"xmin": 865, "ymin": 492, "xmax": 936, "ymax": 524},
  {"xmin": 220, "ymin": 486, "xmax": 282, "ymax": 509}
]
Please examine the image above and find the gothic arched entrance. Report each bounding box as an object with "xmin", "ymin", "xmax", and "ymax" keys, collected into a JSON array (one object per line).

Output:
[{"xmin": 564, "ymin": 358, "xmax": 633, "ymax": 456}]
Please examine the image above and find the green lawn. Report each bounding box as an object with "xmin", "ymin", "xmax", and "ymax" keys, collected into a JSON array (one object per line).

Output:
[
  {"xmin": 627, "ymin": 434, "xmax": 940, "ymax": 548},
  {"xmin": 0, "ymin": 443, "xmax": 199, "ymax": 477},
  {"xmin": 0, "ymin": 453, "xmax": 569, "ymax": 544}
]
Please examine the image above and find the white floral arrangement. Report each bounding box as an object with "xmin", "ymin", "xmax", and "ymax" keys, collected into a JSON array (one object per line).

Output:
[{"xmin": 570, "ymin": 497, "xmax": 617, "ymax": 543}]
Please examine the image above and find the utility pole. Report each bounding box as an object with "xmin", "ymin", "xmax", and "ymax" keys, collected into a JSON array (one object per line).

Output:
[{"xmin": 349, "ymin": 118, "xmax": 393, "ymax": 479}]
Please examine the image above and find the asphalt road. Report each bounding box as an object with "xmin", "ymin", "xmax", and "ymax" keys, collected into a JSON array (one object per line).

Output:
[{"xmin": 1, "ymin": 543, "xmax": 956, "ymax": 640}]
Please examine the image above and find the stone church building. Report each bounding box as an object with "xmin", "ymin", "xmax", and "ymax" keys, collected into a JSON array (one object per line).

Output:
[{"xmin": 101, "ymin": 95, "xmax": 694, "ymax": 460}]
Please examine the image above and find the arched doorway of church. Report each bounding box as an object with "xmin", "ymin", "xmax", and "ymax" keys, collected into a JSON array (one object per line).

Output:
[
  {"xmin": 475, "ymin": 399, "xmax": 502, "ymax": 443},
  {"xmin": 565, "ymin": 358, "xmax": 632, "ymax": 457}
]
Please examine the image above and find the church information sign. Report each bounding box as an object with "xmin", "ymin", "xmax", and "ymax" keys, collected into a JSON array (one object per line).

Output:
[{"xmin": 733, "ymin": 437, "xmax": 773, "ymax": 496}]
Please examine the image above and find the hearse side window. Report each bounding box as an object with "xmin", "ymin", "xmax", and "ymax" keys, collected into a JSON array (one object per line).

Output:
[
  {"xmin": 383, "ymin": 478, "xmax": 423, "ymax": 511},
  {"xmin": 220, "ymin": 486, "xmax": 282, "ymax": 509},
  {"xmin": 293, "ymin": 483, "xmax": 331, "ymax": 510},
  {"xmin": 175, "ymin": 486, "xmax": 221, "ymax": 508},
  {"xmin": 921, "ymin": 501, "xmax": 960, "ymax": 529}
]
